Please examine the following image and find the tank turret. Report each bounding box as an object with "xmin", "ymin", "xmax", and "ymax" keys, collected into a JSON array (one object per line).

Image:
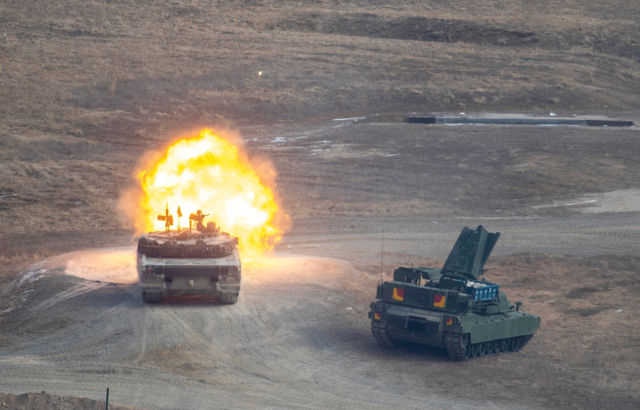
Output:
[{"xmin": 136, "ymin": 206, "xmax": 241, "ymax": 305}]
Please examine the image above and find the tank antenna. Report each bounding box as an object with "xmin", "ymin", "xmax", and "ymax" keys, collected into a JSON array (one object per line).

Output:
[
  {"xmin": 157, "ymin": 202, "xmax": 173, "ymax": 231},
  {"xmin": 379, "ymin": 228, "xmax": 384, "ymax": 283},
  {"xmin": 165, "ymin": 202, "xmax": 169, "ymax": 231}
]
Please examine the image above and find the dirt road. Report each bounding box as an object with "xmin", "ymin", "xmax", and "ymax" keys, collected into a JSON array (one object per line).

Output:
[{"xmin": 1, "ymin": 253, "xmax": 521, "ymax": 410}]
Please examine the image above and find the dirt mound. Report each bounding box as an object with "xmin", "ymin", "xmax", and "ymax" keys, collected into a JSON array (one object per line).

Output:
[{"xmin": 0, "ymin": 392, "xmax": 143, "ymax": 410}]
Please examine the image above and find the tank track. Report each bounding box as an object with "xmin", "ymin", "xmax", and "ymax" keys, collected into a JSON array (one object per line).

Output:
[
  {"xmin": 371, "ymin": 321, "xmax": 397, "ymax": 349},
  {"xmin": 220, "ymin": 293, "xmax": 238, "ymax": 304},
  {"xmin": 444, "ymin": 332, "xmax": 471, "ymax": 361},
  {"xmin": 444, "ymin": 332, "xmax": 534, "ymax": 361},
  {"xmin": 517, "ymin": 334, "xmax": 534, "ymax": 351},
  {"xmin": 142, "ymin": 291, "xmax": 162, "ymax": 304}
]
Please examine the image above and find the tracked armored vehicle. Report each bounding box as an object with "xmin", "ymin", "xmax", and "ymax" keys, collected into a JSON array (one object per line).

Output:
[
  {"xmin": 368, "ymin": 226, "xmax": 540, "ymax": 361},
  {"xmin": 136, "ymin": 209, "xmax": 241, "ymax": 304}
]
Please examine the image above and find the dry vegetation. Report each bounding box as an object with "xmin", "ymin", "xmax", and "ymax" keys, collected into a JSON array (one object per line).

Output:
[
  {"xmin": 489, "ymin": 254, "xmax": 640, "ymax": 407},
  {"xmin": 1, "ymin": 0, "xmax": 639, "ymax": 270},
  {"xmin": 259, "ymin": 123, "xmax": 640, "ymax": 221},
  {"xmin": 0, "ymin": 392, "xmax": 142, "ymax": 410}
]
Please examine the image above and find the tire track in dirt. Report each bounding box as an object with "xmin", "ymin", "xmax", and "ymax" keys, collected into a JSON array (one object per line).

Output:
[
  {"xmin": 38, "ymin": 329, "xmax": 133, "ymax": 359},
  {"xmin": 30, "ymin": 282, "xmax": 108, "ymax": 312}
]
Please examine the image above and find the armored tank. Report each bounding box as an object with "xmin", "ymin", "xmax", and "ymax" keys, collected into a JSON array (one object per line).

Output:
[
  {"xmin": 136, "ymin": 209, "xmax": 241, "ymax": 304},
  {"xmin": 368, "ymin": 226, "xmax": 540, "ymax": 361}
]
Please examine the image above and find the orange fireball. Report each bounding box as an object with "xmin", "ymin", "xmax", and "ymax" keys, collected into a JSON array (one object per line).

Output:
[{"xmin": 137, "ymin": 129, "xmax": 282, "ymax": 258}]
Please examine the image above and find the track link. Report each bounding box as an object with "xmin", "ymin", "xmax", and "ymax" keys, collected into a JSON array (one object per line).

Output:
[
  {"xmin": 371, "ymin": 321, "xmax": 397, "ymax": 349},
  {"xmin": 220, "ymin": 293, "xmax": 238, "ymax": 304},
  {"xmin": 513, "ymin": 334, "xmax": 533, "ymax": 352},
  {"xmin": 142, "ymin": 291, "xmax": 162, "ymax": 304},
  {"xmin": 444, "ymin": 332, "xmax": 535, "ymax": 361},
  {"xmin": 444, "ymin": 332, "xmax": 470, "ymax": 361}
]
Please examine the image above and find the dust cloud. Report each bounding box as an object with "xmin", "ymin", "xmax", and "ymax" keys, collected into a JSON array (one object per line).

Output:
[
  {"xmin": 63, "ymin": 248, "xmax": 138, "ymax": 284},
  {"xmin": 243, "ymin": 255, "xmax": 369, "ymax": 285},
  {"xmin": 59, "ymin": 249, "xmax": 367, "ymax": 288}
]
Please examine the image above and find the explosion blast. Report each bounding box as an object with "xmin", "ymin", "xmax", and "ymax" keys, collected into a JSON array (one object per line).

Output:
[{"xmin": 128, "ymin": 129, "xmax": 284, "ymax": 259}]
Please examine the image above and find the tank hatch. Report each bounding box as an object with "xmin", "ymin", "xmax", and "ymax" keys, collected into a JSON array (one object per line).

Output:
[{"xmin": 440, "ymin": 225, "xmax": 500, "ymax": 280}]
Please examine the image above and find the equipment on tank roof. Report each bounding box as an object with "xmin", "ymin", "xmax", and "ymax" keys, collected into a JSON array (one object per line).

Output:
[{"xmin": 157, "ymin": 203, "xmax": 174, "ymax": 231}]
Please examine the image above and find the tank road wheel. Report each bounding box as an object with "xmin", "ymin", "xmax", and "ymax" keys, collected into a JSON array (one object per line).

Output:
[
  {"xmin": 486, "ymin": 340, "xmax": 496, "ymax": 354},
  {"xmin": 142, "ymin": 291, "xmax": 162, "ymax": 304},
  {"xmin": 478, "ymin": 342, "xmax": 487, "ymax": 356},
  {"xmin": 499, "ymin": 338, "xmax": 510, "ymax": 353},
  {"xmin": 444, "ymin": 333, "xmax": 471, "ymax": 361},
  {"xmin": 510, "ymin": 336, "xmax": 521, "ymax": 352},
  {"xmin": 511, "ymin": 335, "xmax": 531, "ymax": 352},
  {"xmin": 371, "ymin": 321, "xmax": 398, "ymax": 349},
  {"xmin": 220, "ymin": 294, "xmax": 238, "ymax": 304},
  {"xmin": 470, "ymin": 343, "xmax": 480, "ymax": 358}
]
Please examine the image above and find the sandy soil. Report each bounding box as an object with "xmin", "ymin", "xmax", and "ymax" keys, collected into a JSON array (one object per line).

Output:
[
  {"xmin": 537, "ymin": 188, "xmax": 640, "ymax": 214},
  {"xmin": 1, "ymin": 238, "xmax": 639, "ymax": 410},
  {"xmin": 0, "ymin": 392, "xmax": 141, "ymax": 410}
]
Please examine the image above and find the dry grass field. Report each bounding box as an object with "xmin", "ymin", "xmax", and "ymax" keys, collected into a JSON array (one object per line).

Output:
[
  {"xmin": 2, "ymin": 0, "xmax": 640, "ymax": 270},
  {"xmin": 1, "ymin": 1, "xmax": 640, "ymax": 409},
  {"xmin": 489, "ymin": 253, "xmax": 640, "ymax": 408},
  {"xmin": 1, "ymin": 0, "xmax": 640, "ymax": 266}
]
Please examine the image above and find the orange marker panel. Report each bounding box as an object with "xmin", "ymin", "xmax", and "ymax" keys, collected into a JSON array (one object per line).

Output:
[{"xmin": 393, "ymin": 288, "xmax": 405, "ymax": 301}]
